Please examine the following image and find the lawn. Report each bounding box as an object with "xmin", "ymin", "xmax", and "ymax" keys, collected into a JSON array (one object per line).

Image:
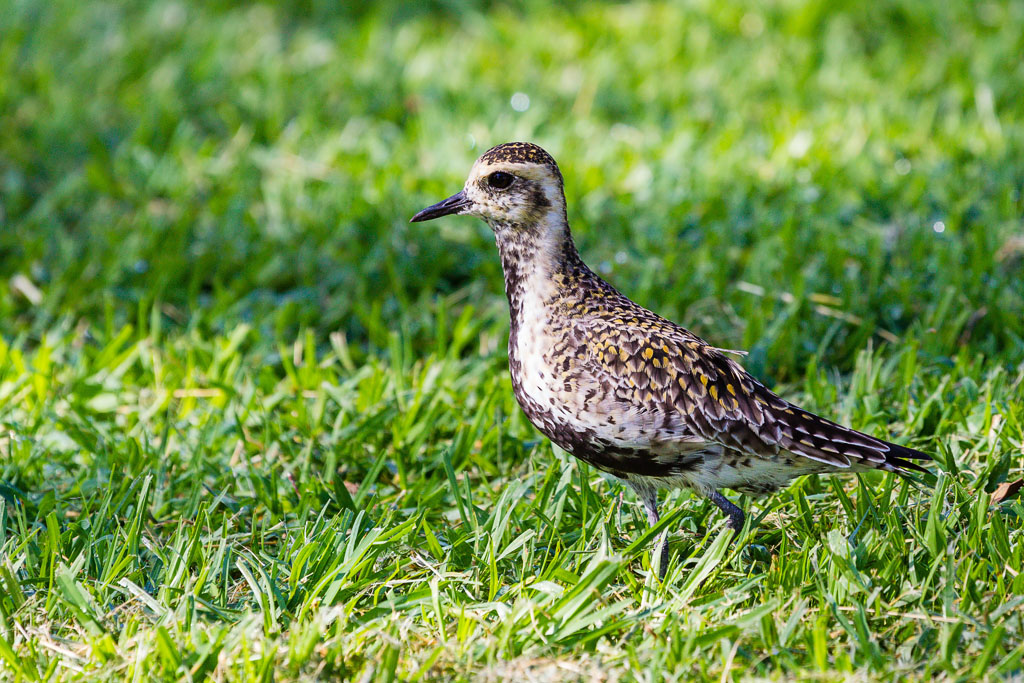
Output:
[{"xmin": 2, "ymin": 0, "xmax": 1024, "ymax": 679}]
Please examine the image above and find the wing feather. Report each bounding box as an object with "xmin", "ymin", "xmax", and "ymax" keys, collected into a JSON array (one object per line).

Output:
[{"xmin": 571, "ymin": 294, "xmax": 930, "ymax": 474}]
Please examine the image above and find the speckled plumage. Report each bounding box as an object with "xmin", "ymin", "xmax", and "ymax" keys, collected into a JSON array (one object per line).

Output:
[{"xmin": 412, "ymin": 141, "xmax": 930, "ymax": 576}]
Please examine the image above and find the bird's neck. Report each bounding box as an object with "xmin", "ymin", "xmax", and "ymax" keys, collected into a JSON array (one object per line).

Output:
[{"xmin": 491, "ymin": 209, "xmax": 587, "ymax": 315}]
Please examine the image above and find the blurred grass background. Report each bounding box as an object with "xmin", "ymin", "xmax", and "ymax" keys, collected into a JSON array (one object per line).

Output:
[
  {"xmin": 1, "ymin": 0, "xmax": 1023, "ymax": 680},
  {"xmin": 5, "ymin": 0, "xmax": 1022, "ymax": 373}
]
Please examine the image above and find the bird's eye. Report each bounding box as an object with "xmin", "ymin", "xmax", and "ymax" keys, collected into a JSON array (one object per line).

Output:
[{"xmin": 487, "ymin": 171, "xmax": 514, "ymax": 189}]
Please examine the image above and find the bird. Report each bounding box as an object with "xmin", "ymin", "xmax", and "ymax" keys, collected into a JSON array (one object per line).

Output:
[{"xmin": 411, "ymin": 141, "xmax": 930, "ymax": 577}]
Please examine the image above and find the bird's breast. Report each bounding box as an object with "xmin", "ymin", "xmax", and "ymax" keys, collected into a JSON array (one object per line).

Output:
[
  {"xmin": 507, "ymin": 293, "xmax": 685, "ymax": 467},
  {"xmin": 508, "ymin": 293, "xmax": 579, "ymax": 422}
]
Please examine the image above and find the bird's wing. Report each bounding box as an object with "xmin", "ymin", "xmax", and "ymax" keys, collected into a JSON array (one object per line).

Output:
[{"xmin": 574, "ymin": 307, "xmax": 929, "ymax": 473}]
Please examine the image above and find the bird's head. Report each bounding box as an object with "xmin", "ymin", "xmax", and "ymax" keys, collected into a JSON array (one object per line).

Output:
[{"xmin": 411, "ymin": 142, "xmax": 567, "ymax": 234}]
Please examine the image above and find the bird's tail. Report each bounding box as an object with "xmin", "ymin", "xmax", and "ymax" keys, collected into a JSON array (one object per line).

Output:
[
  {"xmin": 771, "ymin": 400, "xmax": 931, "ymax": 475},
  {"xmin": 878, "ymin": 440, "xmax": 931, "ymax": 474}
]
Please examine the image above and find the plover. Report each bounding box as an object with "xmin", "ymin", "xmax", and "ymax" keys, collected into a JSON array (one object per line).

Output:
[{"xmin": 411, "ymin": 142, "xmax": 929, "ymax": 577}]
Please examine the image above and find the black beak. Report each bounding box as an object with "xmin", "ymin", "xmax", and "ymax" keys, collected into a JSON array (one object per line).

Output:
[{"xmin": 410, "ymin": 191, "xmax": 471, "ymax": 223}]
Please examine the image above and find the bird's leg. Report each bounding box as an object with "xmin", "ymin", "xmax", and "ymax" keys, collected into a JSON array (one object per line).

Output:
[
  {"xmin": 633, "ymin": 484, "xmax": 669, "ymax": 579},
  {"xmin": 709, "ymin": 490, "xmax": 745, "ymax": 535},
  {"xmin": 656, "ymin": 530, "xmax": 670, "ymax": 579}
]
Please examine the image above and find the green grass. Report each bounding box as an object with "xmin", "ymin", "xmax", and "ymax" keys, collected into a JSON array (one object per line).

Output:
[{"xmin": 2, "ymin": 0, "xmax": 1024, "ymax": 679}]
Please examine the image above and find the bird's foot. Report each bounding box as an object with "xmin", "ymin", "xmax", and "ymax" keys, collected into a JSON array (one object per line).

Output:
[
  {"xmin": 709, "ymin": 491, "xmax": 746, "ymax": 538},
  {"xmin": 655, "ymin": 534, "xmax": 670, "ymax": 579}
]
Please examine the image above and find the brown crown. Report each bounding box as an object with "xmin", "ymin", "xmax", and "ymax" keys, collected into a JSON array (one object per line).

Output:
[{"xmin": 479, "ymin": 142, "xmax": 561, "ymax": 179}]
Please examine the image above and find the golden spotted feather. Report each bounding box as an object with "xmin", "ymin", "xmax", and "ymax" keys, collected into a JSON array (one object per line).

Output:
[{"xmin": 566, "ymin": 281, "xmax": 925, "ymax": 474}]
